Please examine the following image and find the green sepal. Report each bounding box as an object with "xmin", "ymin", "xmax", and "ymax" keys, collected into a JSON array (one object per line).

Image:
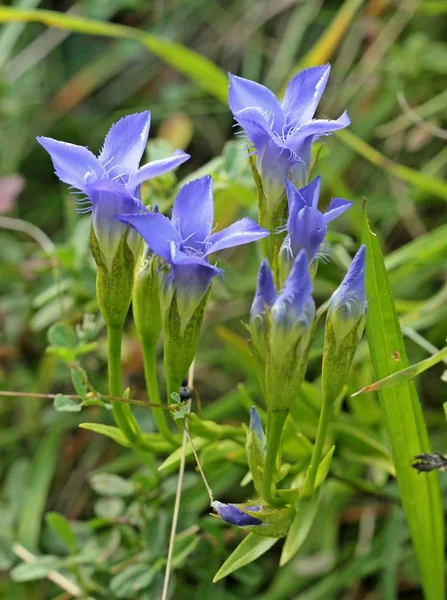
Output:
[
  {"xmin": 322, "ymin": 313, "xmax": 365, "ymax": 403},
  {"xmin": 91, "ymin": 226, "xmax": 137, "ymax": 329},
  {"xmin": 248, "ymin": 154, "xmax": 287, "ymax": 266},
  {"xmin": 265, "ymin": 334, "xmax": 310, "ymax": 413},
  {"xmin": 164, "ymin": 287, "xmax": 211, "ymax": 401},
  {"xmin": 242, "ymin": 502, "xmax": 295, "ymax": 538},
  {"xmin": 133, "ymin": 250, "xmax": 162, "ymax": 347}
]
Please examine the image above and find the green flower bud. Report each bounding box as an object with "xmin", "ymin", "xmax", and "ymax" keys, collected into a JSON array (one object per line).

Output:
[{"xmin": 133, "ymin": 244, "xmax": 162, "ymax": 348}]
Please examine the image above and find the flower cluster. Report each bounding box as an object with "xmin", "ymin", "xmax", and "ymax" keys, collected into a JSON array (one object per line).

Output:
[{"xmin": 38, "ymin": 64, "xmax": 367, "ymax": 540}]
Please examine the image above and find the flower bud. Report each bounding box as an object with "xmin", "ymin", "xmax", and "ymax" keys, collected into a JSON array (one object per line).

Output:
[
  {"xmin": 132, "ymin": 243, "xmax": 162, "ymax": 348},
  {"xmin": 249, "ymin": 252, "xmax": 315, "ymax": 412},
  {"xmin": 327, "ymin": 245, "xmax": 366, "ymax": 346},
  {"xmin": 246, "ymin": 407, "xmax": 266, "ymax": 495},
  {"xmin": 323, "ymin": 246, "xmax": 366, "ymax": 401},
  {"xmin": 213, "ymin": 500, "xmax": 295, "ymax": 538}
]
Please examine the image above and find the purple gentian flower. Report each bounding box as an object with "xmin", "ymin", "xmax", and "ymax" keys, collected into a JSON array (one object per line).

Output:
[
  {"xmin": 37, "ymin": 112, "xmax": 189, "ymax": 268},
  {"xmin": 213, "ymin": 501, "xmax": 262, "ymax": 527},
  {"xmin": 117, "ymin": 175, "xmax": 269, "ymax": 325},
  {"xmin": 229, "ymin": 64, "xmax": 350, "ymax": 203},
  {"xmin": 329, "ymin": 245, "xmax": 366, "ymax": 327},
  {"xmin": 280, "ymin": 177, "xmax": 352, "ymax": 269},
  {"xmin": 250, "ymin": 252, "xmax": 315, "ymax": 356}
]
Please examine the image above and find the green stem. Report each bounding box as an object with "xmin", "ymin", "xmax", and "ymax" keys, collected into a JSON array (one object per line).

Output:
[
  {"xmin": 108, "ymin": 325, "xmax": 140, "ymax": 445},
  {"xmin": 261, "ymin": 409, "xmax": 288, "ymax": 505},
  {"xmin": 142, "ymin": 341, "xmax": 179, "ymax": 446},
  {"xmin": 301, "ymin": 391, "xmax": 333, "ymax": 497}
]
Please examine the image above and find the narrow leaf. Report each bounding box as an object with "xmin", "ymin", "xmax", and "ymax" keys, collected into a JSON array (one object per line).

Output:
[
  {"xmin": 362, "ymin": 207, "xmax": 445, "ymax": 600},
  {"xmin": 79, "ymin": 423, "xmax": 131, "ymax": 447},
  {"xmin": 213, "ymin": 533, "xmax": 277, "ymax": 582},
  {"xmin": 17, "ymin": 430, "xmax": 61, "ymax": 550},
  {"xmin": 10, "ymin": 556, "xmax": 62, "ymax": 582},
  {"xmin": 352, "ymin": 345, "xmax": 447, "ymax": 396},
  {"xmin": 0, "ymin": 7, "xmax": 228, "ymax": 102},
  {"xmin": 45, "ymin": 512, "xmax": 77, "ymax": 553},
  {"xmin": 280, "ymin": 488, "xmax": 321, "ymax": 566}
]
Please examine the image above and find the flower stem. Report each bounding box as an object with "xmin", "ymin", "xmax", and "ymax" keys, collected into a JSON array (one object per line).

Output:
[
  {"xmin": 142, "ymin": 341, "xmax": 178, "ymax": 446},
  {"xmin": 301, "ymin": 391, "xmax": 333, "ymax": 497},
  {"xmin": 162, "ymin": 424, "xmax": 187, "ymax": 600},
  {"xmin": 108, "ymin": 325, "xmax": 140, "ymax": 445},
  {"xmin": 261, "ymin": 408, "xmax": 288, "ymax": 505}
]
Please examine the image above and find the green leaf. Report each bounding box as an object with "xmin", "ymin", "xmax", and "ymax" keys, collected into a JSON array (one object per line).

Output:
[
  {"xmin": 17, "ymin": 430, "xmax": 61, "ymax": 550},
  {"xmin": 71, "ymin": 366, "xmax": 89, "ymax": 399},
  {"xmin": 45, "ymin": 512, "xmax": 77, "ymax": 553},
  {"xmin": 352, "ymin": 345, "xmax": 447, "ymax": 395},
  {"xmin": 110, "ymin": 564, "xmax": 156, "ymax": 598},
  {"xmin": 385, "ymin": 223, "xmax": 447, "ymax": 273},
  {"xmin": 90, "ymin": 473, "xmax": 135, "ymax": 497},
  {"xmin": 362, "ymin": 208, "xmax": 445, "ymax": 600},
  {"xmin": 337, "ymin": 129, "xmax": 447, "ymax": 203},
  {"xmin": 171, "ymin": 535, "xmax": 200, "ymax": 569},
  {"xmin": 79, "ymin": 423, "xmax": 132, "ymax": 448},
  {"xmin": 54, "ymin": 393, "xmax": 82, "ymax": 412},
  {"xmin": 213, "ymin": 533, "xmax": 277, "ymax": 582},
  {"xmin": 315, "ymin": 446, "xmax": 335, "ymax": 489},
  {"xmin": 94, "ymin": 497, "xmax": 125, "ymax": 520},
  {"xmin": 47, "ymin": 321, "xmax": 77, "ymax": 348},
  {"xmin": 0, "ymin": 536, "xmax": 14, "ymax": 570},
  {"xmin": 158, "ymin": 437, "xmax": 209, "ymax": 472},
  {"xmin": 280, "ymin": 488, "xmax": 322, "ymax": 566},
  {"xmin": 0, "ymin": 7, "xmax": 228, "ymax": 103},
  {"xmin": 10, "ymin": 556, "xmax": 62, "ymax": 582}
]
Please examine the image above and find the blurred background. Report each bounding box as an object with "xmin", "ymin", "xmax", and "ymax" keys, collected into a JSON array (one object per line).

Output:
[{"xmin": 0, "ymin": 0, "xmax": 446, "ymax": 598}]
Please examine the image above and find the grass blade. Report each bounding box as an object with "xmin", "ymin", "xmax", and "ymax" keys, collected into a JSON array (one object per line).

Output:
[
  {"xmin": 0, "ymin": 7, "xmax": 228, "ymax": 102},
  {"xmin": 17, "ymin": 430, "xmax": 61, "ymax": 550},
  {"xmin": 362, "ymin": 204, "xmax": 445, "ymax": 600},
  {"xmin": 337, "ymin": 129, "xmax": 447, "ymax": 202},
  {"xmin": 294, "ymin": 0, "xmax": 363, "ymax": 70},
  {"xmin": 353, "ymin": 345, "xmax": 447, "ymax": 396}
]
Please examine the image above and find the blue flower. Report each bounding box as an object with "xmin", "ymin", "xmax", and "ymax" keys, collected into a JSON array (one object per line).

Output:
[
  {"xmin": 37, "ymin": 112, "xmax": 189, "ymax": 268},
  {"xmin": 329, "ymin": 245, "xmax": 366, "ymax": 328},
  {"xmin": 213, "ymin": 501, "xmax": 262, "ymax": 527},
  {"xmin": 250, "ymin": 252, "xmax": 315, "ymax": 357},
  {"xmin": 280, "ymin": 177, "xmax": 352, "ymax": 270},
  {"xmin": 117, "ymin": 175, "xmax": 269, "ymax": 325},
  {"xmin": 323, "ymin": 246, "xmax": 366, "ymax": 398},
  {"xmin": 229, "ymin": 65, "xmax": 350, "ymax": 203},
  {"xmin": 250, "ymin": 259, "xmax": 278, "ymax": 323},
  {"xmin": 270, "ymin": 251, "xmax": 315, "ymax": 350}
]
